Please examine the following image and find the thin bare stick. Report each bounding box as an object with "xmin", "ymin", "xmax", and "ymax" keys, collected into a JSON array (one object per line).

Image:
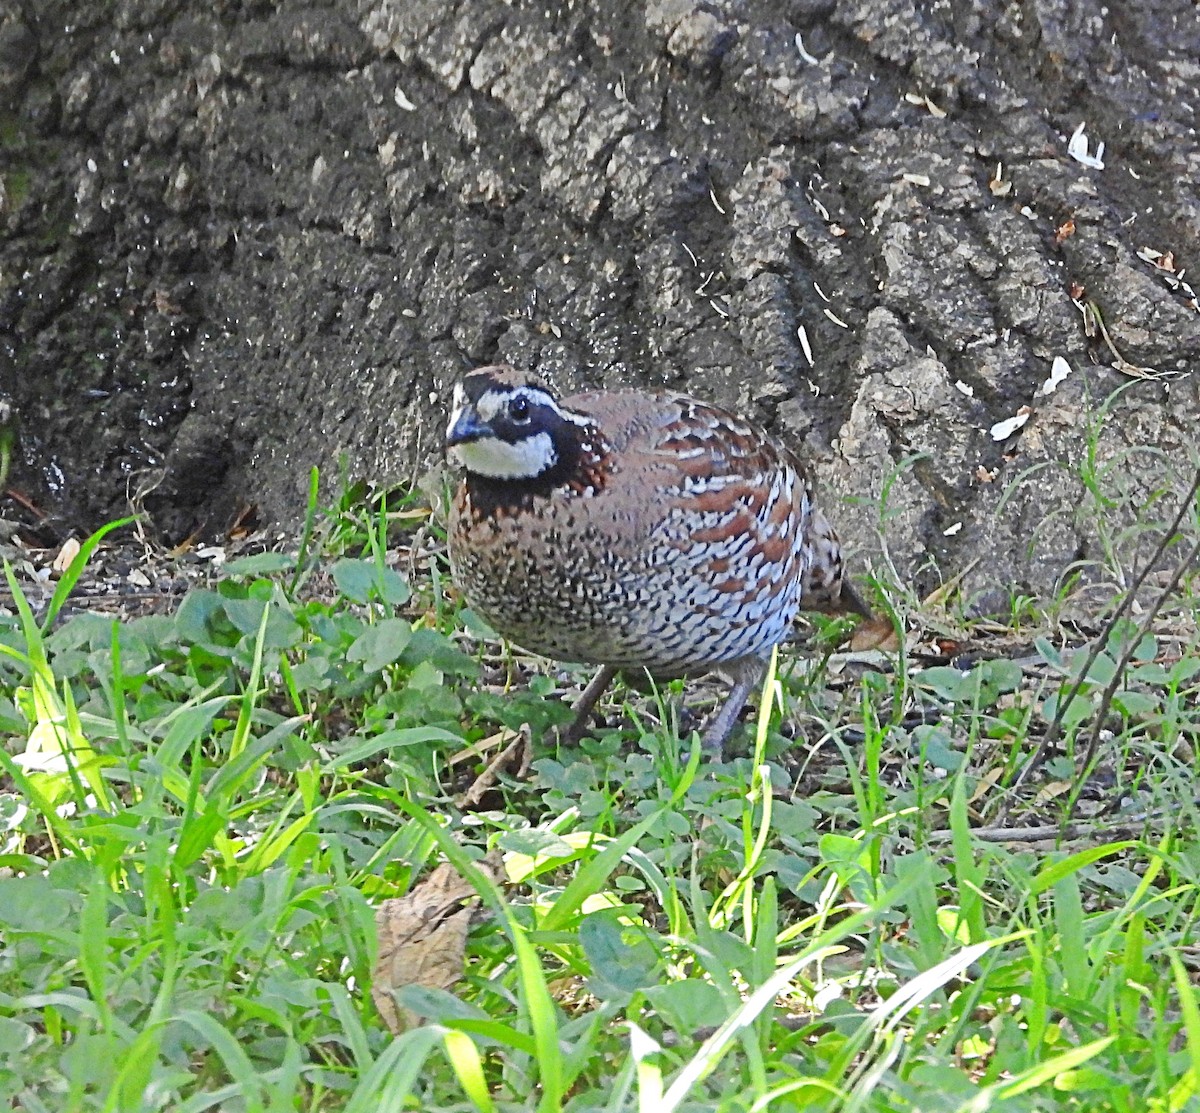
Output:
[
  {"xmin": 999, "ymin": 466, "xmax": 1200, "ymax": 824},
  {"xmin": 457, "ymin": 726, "xmax": 531, "ymax": 809},
  {"xmin": 929, "ymin": 797, "xmax": 1200, "ymax": 844},
  {"xmin": 928, "ymin": 816, "xmax": 1151, "ymax": 845},
  {"xmin": 1066, "ymin": 530, "xmax": 1200, "ymax": 822}
]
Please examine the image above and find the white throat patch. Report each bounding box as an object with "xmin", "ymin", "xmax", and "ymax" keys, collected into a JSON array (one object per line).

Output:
[{"xmin": 448, "ymin": 431, "xmax": 558, "ymax": 479}]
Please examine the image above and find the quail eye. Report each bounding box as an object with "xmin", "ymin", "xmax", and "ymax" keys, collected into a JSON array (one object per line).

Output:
[{"xmin": 508, "ymin": 396, "xmax": 531, "ymax": 423}]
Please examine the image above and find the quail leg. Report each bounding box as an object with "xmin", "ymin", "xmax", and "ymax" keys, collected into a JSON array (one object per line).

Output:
[
  {"xmin": 558, "ymin": 664, "xmax": 618, "ymax": 746},
  {"xmin": 700, "ymin": 658, "xmax": 766, "ymax": 757}
]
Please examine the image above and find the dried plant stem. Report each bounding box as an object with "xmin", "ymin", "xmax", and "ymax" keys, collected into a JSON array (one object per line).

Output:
[
  {"xmin": 998, "ymin": 465, "xmax": 1200, "ymax": 825},
  {"xmin": 1066, "ymin": 529, "xmax": 1200, "ymax": 822}
]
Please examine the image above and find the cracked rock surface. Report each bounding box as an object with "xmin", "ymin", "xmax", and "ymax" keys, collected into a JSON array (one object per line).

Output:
[{"xmin": 1, "ymin": 0, "xmax": 1197, "ymax": 602}]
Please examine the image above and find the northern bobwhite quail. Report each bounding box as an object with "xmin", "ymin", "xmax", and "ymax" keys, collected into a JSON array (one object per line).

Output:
[{"xmin": 445, "ymin": 364, "xmax": 870, "ymax": 756}]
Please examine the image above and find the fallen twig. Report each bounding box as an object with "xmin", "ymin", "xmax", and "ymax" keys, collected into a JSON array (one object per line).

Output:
[{"xmin": 457, "ymin": 725, "xmax": 532, "ymax": 809}]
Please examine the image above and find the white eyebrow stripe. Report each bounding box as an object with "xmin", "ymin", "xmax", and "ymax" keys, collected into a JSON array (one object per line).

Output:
[
  {"xmin": 474, "ymin": 390, "xmax": 508, "ymax": 423},
  {"xmin": 474, "ymin": 386, "xmax": 562, "ymax": 423}
]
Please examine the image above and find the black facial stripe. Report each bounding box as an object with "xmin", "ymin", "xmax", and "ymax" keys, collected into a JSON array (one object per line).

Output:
[
  {"xmin": 462, "ymin": 373, "xmax": 504, "ymax": 404},
  {"xmin": 461, "ymin": 372, "xmax": 555, "ymax": 408}
]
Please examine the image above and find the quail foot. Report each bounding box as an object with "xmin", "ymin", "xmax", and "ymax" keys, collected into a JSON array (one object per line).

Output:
[{"xmin": 445, "ymin": 364, "xmax": 871, "ymax": 757}]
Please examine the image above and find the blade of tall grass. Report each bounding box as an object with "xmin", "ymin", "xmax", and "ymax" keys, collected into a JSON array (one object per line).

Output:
[
  {"xmin": 175, "ymin": 1009, "xmax": 269, "ymax": 1113},
  {"xmin": 979, "ymin": 1036, "xmax": 1118, "ymax": 1105},
  {"xmin": 289, "ymin": 466, "xmax": 323, "ymax": 596},
  {"xmin": 442, "ymin": 1026, "xmax": 498, "ymax": 1113},
  {"xmin": 229, "ymin": 604, "xmax": 272, "ymax": 761},
  {"xmin": 660, "ymin": 873, "xmax": 922, "ymax": 1110},
  {"xmin": 630, "ymin": 1023, "xmax": 664, "ymax": 1112},
  {"xmin": 342, "ymin": 1026, "xmax": 442, "ymax": 1113},
  {"xmin": 390, "ymin": 795, "xmax": 565, "ymax": 1112},
  {"xmin": 1169, "ymin": 947, "xmax": 1200, "ymax": 1085},
  {"xmin": 40, "ymin": 517, "xmax": 137, "ymax": 631},
  {"xmin": 78, "ymin": 873, "xmax": 117, "ymax": 1038}
]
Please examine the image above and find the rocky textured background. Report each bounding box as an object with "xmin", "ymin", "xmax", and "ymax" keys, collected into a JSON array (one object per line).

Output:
[{"xmin": 2, "ymin": 0, "xmax": 1198, "ymax": 607}]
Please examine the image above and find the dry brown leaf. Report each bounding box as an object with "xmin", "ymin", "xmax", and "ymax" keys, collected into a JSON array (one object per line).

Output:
[
  {"xmin": 850, "ymin": 616, "xmax": 899, "ymax": 652},
  {"xmin": 969, "ymin": 765, "xmax": 1005, "ymax": 805},
  {"xmin": 546, "ymin": 974, "xmax": 593, "ymax": 1013},
  {"xmin": 226, "ymin": 503, "xmax": 259, "ymax": 540},
  {"xmin": 1033, "ymin": 779, "xmax": 1073, "ymax": 806},
  {"xmin": 167, "ymin": 527, "xmax": 202, "ymax": 558},
  {"xmin": 372, "ymin": 854, "xmax": 502, "ymax": 1034},
  {"xmin": 920, "ymin": 558, "xmax": 981, "ymax": 611},
  {"xmin": 52, "ymin": 536, "xmax": 81, "ymax": 573}
]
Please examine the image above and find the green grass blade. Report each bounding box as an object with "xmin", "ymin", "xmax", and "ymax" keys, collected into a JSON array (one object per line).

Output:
[
  {"xmin": 176, "ymin": 1010, "xmax": 269, "ymax": 1113},
  {"xmin": 1170, "ymin": 948, "xmax": 1200, "ymax": 1082},
  {"xmin": 1029, "ymin": 841, "xmax": 1139, "ymax": 895},
  {"xmin": 78, "ymin": 874, "xmax": 115, "ymax": 1036},
  {"xmin": 344, "ymin": 1026, "xmax": 441, "ymax": 1113},
  {"xmin": 442, "ymin": 1026, "xmax": 498, "ymax": 1113},
  {"xmin": 229, "ymin": 604, "xmax": 271, "ymax": 761},
  {"xmin": 988, "ymin": 1036, "xmax": 1118, "ymax": 1101},
  {"xmin": 289, "ymin": 465, "xmax": 323, "ymax": 596},
  {"xmin": 536, "ymin": 756, "xmax": 698, "ymax": 935},
  {"xmin": 41, "ymin": 517, "xmax": 137, "ymax": 631},
  {"xmin": 630, "ymin": 1023, "xmax": 664, "ymax": 1112},
  {"xmin": 389, "ymin": 795, "xmax": 565, "ymax": 1111}
]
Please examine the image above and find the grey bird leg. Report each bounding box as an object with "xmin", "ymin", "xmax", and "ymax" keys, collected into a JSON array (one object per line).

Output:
[
  {"xmin": 558, "ymin": 664, "xmax": 619, "ymax": 745},
  {"xmin": 700, "ymin": 658, "xmax": 766, "ymax": 757}
]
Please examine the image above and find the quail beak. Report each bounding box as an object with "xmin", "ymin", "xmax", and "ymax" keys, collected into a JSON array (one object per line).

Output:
[{"xmin": 446, "ymin": 409, "xmax": 491, "ymax": 448}]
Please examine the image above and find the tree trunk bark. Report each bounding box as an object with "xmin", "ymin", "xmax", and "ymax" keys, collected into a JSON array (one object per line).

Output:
[{"xmin": 2, "ymin": 0, "xmax": 1197, "ymax": 602}]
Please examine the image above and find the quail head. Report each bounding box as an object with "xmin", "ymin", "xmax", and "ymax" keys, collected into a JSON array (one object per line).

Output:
[{"xmin": 445, "ymin": 364, "xmax": 870, "ymax": 756}]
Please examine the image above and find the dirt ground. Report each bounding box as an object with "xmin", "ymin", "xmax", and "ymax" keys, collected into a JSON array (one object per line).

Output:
[{"xmin": 2, "ymin": 0, "xmax": 1198, "ymax": 608}]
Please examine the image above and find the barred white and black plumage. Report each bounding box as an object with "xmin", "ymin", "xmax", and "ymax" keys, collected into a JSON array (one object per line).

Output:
[{"xmin": 445, "ymin": 364, "xmax": 869, "ymax": 754}]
